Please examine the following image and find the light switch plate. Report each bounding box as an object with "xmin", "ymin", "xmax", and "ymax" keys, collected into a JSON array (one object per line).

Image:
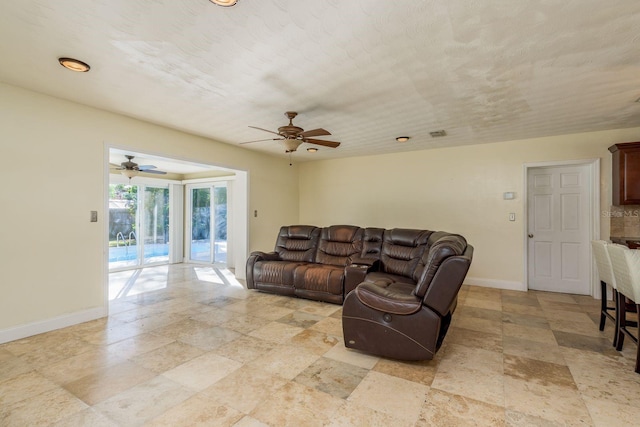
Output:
[
  {"xmin": 509, "ymin": 213, "xmax": 515, "ymax": 221},
  {"xmin": 90, "ymin": 211, "xmax": 98, "ymax": 222}
]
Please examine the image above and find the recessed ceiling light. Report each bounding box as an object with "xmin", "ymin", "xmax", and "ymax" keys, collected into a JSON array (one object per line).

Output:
[
  {"xmin": 429, "ymin": 130, "xmax": 447, "ymax": 138},
  {"xmin": 58, "ymin": 57, "xmax": 90, "ymax": 72},
  {"xmin": 395, "ymin": 136, "xmax": 410, "ymax": 142},
  {"xmin": 307, "ymin": 147, "xmax": 318, "ymax": 153},
  {"xmin": 209, "ymin": 0, "xmax": 238, "ymax": 6}
]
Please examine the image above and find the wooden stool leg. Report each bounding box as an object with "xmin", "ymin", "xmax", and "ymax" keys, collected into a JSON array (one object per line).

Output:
[
  {"xmin": 636, "ymin": 304, "xmax": 640, "ymax": 374},
  {"xmin": 600, "ymin": 280, "xmax": 607, "ymax": 331},
  {"xmin": 613, "ymin": 289, "xmax": 619, "ymax": 348},
  {"xmin": 616, "ymin": 291, "xmax": 626, "ymax": 352}
]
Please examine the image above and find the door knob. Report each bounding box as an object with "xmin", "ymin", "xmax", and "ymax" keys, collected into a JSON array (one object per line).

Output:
[{"xmin": 528, "ymin": 233, "xmax": 534, "ymax": 238}]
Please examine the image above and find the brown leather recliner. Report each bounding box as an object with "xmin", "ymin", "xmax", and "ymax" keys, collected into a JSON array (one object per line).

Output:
[
  {"xmin": 293, "ymin": 225, "xmax": 364, "ymax": 304},
  {"xmin": 246, "ymin": 225, "xmax": 365, "ymax": 304},
  {"xmin": 246, "ymin": 225, "xmax": 320, "ymax": 297},
  {"xmin": 342, "ymin": 234, "xmax": 473, "ymax": 360},
  {"xmin": 344, "ymin": 228, "xmax": 432, "ymax": 295}
]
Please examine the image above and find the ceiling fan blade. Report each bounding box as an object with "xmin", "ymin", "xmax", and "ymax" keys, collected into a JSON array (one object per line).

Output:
[
  {"xmin": 240, "ymin": 138, "xmax": 283, "ymax": 144},
  {"xmin": 299, "ymin": 128, "xmax": 331, "ymax": 138},
  {"xmin": 305, "ymin": 138, "xmax": 341, "ymax": 148},
  {"xmin": 141, "ymin": 169, "xmax": 167, "ymax": 175},
  {"xmin": 138, "ymin": 165, "xmax": 157, "ymax": 171},
  {"xmin": 248, "ymin": 126, "xmax": 281, "ymax": 136}
]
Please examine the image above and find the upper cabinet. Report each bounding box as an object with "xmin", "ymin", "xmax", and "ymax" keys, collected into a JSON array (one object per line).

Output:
[{"xmin": 609, "ymin": 141, "xmax": 640, "ymax": 205}]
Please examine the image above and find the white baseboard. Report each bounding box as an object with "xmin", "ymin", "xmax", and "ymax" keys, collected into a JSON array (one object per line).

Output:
[
  {"xmin": 464, "ymin": 277, "xmax": 527, "ymax": 292},
  {"xmin": 0, "ymin": 306, "xmax": 107, "ymax": 344}
]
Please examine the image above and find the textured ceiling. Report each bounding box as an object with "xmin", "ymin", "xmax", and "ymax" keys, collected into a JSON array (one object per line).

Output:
[{"xmin": 1, "ymin": 0, "xmax": 639, "ymax": 162}]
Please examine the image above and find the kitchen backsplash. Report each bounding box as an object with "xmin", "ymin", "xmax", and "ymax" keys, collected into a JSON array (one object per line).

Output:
[{"xmin": 609, "ymin": 205, "xmax": 640, "ymax": 237}]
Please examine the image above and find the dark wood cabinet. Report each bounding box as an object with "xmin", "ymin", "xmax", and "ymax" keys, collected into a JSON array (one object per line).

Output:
[
  {"xmin": 610, "ymin": 237, "xmax": 640, "ymax": 249},
  {"xmin": 609, "ymin": 141, "xmax": 640, "ymax": 205}
]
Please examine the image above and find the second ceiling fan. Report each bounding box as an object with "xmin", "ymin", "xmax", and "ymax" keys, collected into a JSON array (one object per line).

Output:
[{"xmin": 241, "ymin": 112, "xmax": 340, "ymax": 153}]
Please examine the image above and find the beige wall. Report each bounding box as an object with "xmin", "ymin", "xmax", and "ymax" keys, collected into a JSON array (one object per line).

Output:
[
  {"xmin": 0, "ymin": 83, "xmax": 299, "ymax": 332},
  {"xmin": 3, "ymin": 78, "xmax": 640, "ymax": 337},
  {"xmin": 299, "ymin": 127, "xmax": 640, "ymax": 287}
]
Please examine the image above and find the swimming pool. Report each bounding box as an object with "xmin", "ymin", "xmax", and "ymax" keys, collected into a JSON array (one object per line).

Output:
[{"xmin": 109, "ymin": 241, "xmax": 227, "ymax": 263}]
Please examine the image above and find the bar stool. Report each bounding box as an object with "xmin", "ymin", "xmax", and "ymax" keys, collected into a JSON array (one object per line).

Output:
[
  {"xmin": 591, "ymin": 240, "xmax": 618, "ymax": 346},
  {"xmin": 607, "ymin": 243, "xmax": 640, "ymax": 374}
]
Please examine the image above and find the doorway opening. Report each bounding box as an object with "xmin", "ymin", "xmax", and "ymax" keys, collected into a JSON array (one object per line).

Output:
[{"xmin": 105, "ymin": 147, "xmax": 249, "ymax": 302}]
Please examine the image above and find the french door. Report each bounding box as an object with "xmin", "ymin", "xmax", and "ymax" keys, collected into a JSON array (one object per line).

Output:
[
  {"xmin": 108, "ymin": 182, "xmax": 170, "ymax": 270},
  {"xmin": 187, "ymin": 183, "xmax": 227, "ymax": 265}
]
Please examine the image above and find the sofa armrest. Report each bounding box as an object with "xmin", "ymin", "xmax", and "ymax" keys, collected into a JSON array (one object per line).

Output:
[
  {"xmin": 344, "ymin": 258, "xmax": 379, "ymax": 296},
  {"xmin": 246, "ymin": 251, "xmax": 281, "ymax": 289},
  {"xmin": 422, "ymin": 247, "xmax": 473, "ymax": 316},
  {"xmin": 344, "ymin": 264, "xmax": 371, "ymax": 296},
  {"xmin": 350, "ymin": 257, "xmax": 379, "ymax": 268},
  {"xmin": 354, "ymin": 282, "xmax": 422, "ymax": 315},
  {"xmin": 249, "ymin": 251, "xmax": 280, "ymax": 261}
]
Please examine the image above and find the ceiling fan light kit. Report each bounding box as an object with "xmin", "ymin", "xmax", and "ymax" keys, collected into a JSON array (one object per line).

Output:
[
  {"xmin": 121, "ymin": 169, "xmax": 139, "ymax": 179},
  {"xmin": 284, "ymin": 139, "xmax": 302, "ymax": 153},
  {"xmin": 242, "ymin": 111, "xmax": 341, "ymax": 154}
]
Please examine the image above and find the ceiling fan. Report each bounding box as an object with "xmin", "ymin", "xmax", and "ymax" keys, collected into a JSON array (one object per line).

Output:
[
  {"xmin": 241, "ymin": 111, "xmax": 341, "ymax": 153},
  {"xmin": 111, "ymin": 155, "xmax": 168, "ymax": 179}
]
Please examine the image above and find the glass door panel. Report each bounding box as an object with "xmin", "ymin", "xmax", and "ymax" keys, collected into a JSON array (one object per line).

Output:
[
  {"xmin": 108, "ymin": 184, "xmax": 139, "ymax": 269},
  {"xmin": 109, "ymin": 181, "xmax": 171, "ymax": 271},
  {"xmin": 191, "ymin": 188, "xmax": 211, "ymax": 262},
  {"xmin": 143, "ymin": 186, "xmax": 170, "ymax": 264},
  {"xmin": 214, "ymin": 186, "xmax": 227, "ymax": 264}
]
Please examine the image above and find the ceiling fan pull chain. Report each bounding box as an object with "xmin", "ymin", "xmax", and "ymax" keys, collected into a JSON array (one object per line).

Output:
[{"xmin": 289, "ymin": 152, "xmax": 293, "ymax": 166}]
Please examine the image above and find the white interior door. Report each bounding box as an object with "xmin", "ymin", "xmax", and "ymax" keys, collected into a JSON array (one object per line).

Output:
[{"xmin": 527, "ymin": 164, "xmax": 591, "ymax": 294}]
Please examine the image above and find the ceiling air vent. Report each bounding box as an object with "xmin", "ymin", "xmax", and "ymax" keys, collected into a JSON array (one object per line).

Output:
[{"xmin": 429, "ymin": 130, "xmax": 447, "ymax": 138}]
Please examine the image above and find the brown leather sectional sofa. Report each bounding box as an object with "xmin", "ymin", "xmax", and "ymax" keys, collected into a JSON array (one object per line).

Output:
[{"xmin": 246, "ymin": 224, "xmax": 473, "ymax": 360}]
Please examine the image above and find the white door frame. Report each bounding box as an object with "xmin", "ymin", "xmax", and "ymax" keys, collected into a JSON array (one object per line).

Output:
[
  {"xmin": 523, "ymin": 159, "xmax": 600, "ymax": 297},
  {"xmin": 104, "ymin": 144, "xmax": 250, "ymax": 313}
]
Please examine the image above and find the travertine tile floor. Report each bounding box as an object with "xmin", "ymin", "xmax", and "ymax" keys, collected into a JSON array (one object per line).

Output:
[{"xmin": 2, "ymin": 263, "xmax": 640, "ymax": 426}]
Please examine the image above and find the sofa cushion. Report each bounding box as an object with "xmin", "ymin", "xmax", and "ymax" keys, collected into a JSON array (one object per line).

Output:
[
  {"xmin": 293, "ymin": 264, "xmax": 345, "ymax": 296},
  {"xmin": 354, "ymin": 281, "xmax": 422, "ymax": 315},
  {"xmin": 275, "ymin": 225, "xmax": 320, "ymax": 262},
  {"xmin": 253, "ymin": 260, "xmax": 304, "ymax": 287},
  {"xmin": 360, "ymin": 227, "xmax": 385, "ymax": 260},
  {"xmin": 364, "ymin": 271, "xmax": 416, "ymax": 286},
  {"xmin": 380, "ymin": 229, "xmax": 432, "ymax": 280},
  {"xmin": 314, "ymin": 225, "xmax": 363, "ymax": 266}
]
